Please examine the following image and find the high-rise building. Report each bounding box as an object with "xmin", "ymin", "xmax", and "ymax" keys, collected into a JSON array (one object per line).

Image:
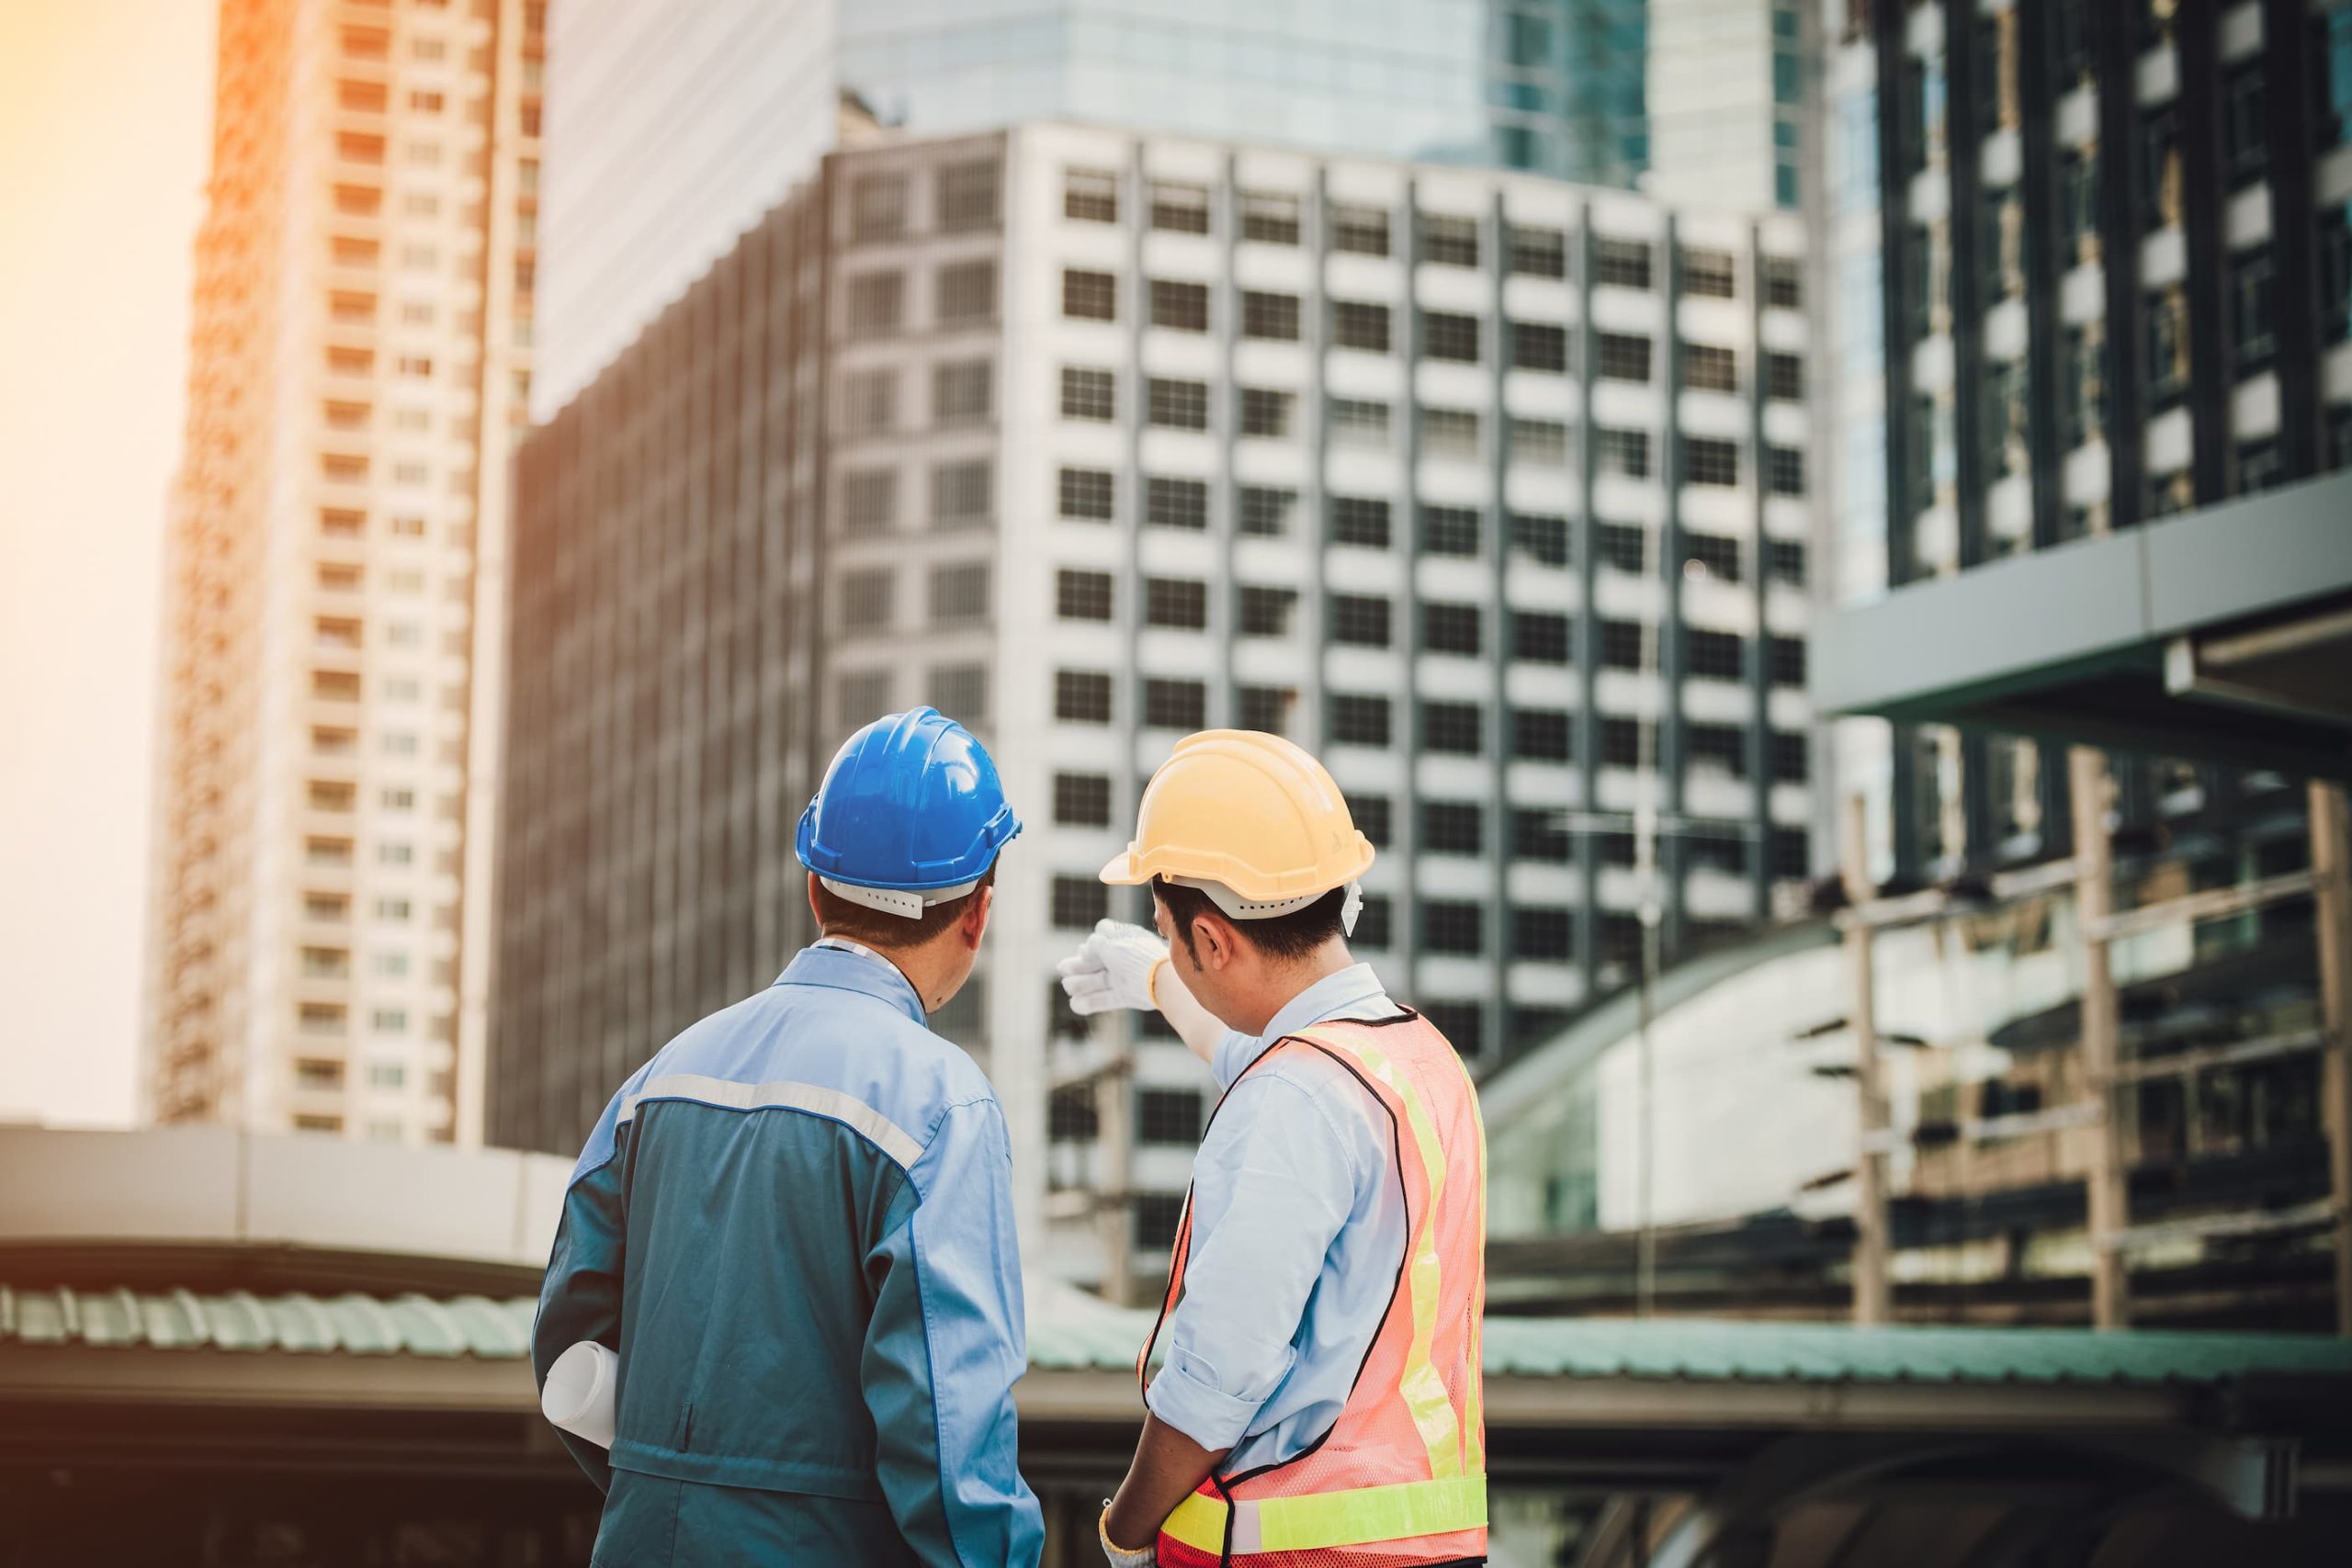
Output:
[
  {"xmin": 146, "ymin": 0, "xmax": 546, "ymax": 1146},
  {"xmin": 495, "ymin": 120, "xmax": 1819, "ymax": 1288},
  {"xmin": 1645, "ymin": 0, "xmax": 1813, "ymax": 212},
  {"xmin": 533, "ymin": 1, "xmax": 1705, "ymax": 414}
]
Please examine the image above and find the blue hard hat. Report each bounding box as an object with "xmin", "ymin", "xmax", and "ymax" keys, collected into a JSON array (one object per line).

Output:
[{"xmin": 797, "ymin": 708, "xmax": 1021, "ymax": 894}]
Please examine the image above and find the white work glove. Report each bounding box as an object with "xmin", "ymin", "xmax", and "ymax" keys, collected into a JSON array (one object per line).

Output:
[
  {"xmin": 1057, "ymin": 919, "xmax": 1168, "ymax": 1016},
  {"xmin": 1099, "ymin": 1505, "xmax": 1156, "ymax": 1567}
]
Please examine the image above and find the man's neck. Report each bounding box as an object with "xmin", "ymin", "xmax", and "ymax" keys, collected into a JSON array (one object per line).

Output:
[
  {"xmin": 1238, "ymin": 942, "xmax": 1355, "ymax": 1036},
  {"xmin": 817, "ymin": 932, "xmax": 938, "ymax": 1013}
]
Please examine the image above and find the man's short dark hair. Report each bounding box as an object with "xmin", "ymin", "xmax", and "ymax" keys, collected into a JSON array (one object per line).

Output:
[
  {"xmin": 814, "ymin": 863, "xmax": 997, "ymax": 950},
  {"xmin": 1152, "ymin": 876, "xmax": 1347, "ymax": 964}
]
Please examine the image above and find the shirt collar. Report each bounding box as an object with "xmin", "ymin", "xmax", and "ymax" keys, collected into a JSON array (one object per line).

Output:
[
  {"xmin": 1231, "ymin": 962, "xmax": 1395, "ymax": 1077},
  {"xmin": 775, "ymin": 939, "xmax": 927, "ymax": 1024}
]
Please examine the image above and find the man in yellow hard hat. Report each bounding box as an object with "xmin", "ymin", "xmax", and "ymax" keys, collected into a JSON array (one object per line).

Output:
[{"xmin": 1057, "ymin": 730, "xmax": 1488, "ymax": 1568}]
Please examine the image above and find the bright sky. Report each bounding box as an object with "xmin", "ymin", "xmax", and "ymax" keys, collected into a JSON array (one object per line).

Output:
[{"xmin": 0, "ymin": 0, "xmax": 215, "ymax": 1124}]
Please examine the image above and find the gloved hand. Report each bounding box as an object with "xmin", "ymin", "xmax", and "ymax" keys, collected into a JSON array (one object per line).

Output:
[
  {"xmin": 1057, "ymin": 919, "xmax": 1168, "ymax": 1016},
  {"xmin": 1099, "ymin": 1504, "xmax": 1156, "ymax": 1567}
]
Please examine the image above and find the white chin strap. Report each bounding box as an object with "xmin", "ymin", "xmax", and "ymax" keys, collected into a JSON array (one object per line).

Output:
[
  {"xmin": 1165, "ymin": 876, "xmax": 1364, "ymax": 937},
  {"xmin": 820, "ymin": 874, "xmax": 980, "ymax": 920}
]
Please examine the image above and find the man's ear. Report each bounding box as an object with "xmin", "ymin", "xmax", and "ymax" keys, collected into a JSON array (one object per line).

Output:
[
  {"xmin": 1193, "ymin": 908, "xmax": 1240, "ymax": 971},
  {"xmin": 958, "ymin": 884, "xmax": 995, "ymax": 950}
]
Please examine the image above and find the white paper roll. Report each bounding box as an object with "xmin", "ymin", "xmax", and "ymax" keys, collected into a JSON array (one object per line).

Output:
[{"xmin": 540, "ymin": 1339, "xmax": 617, "ymax": 1449}]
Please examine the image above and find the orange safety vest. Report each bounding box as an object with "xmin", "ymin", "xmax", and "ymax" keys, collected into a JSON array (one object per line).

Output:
[{"xmin": 1137, "ymin": 1010, "xmax": 1488, "ymax": 1567}]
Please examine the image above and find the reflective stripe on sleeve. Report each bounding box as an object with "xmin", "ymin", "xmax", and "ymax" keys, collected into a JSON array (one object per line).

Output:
[{"xmin": 617, "ymin": 1073, "xmax": 925, "ymax": 1171}]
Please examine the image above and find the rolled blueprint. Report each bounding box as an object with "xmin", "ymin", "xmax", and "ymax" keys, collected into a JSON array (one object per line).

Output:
[{"xmin": 540, "ymin": 1339, "xmax": 617, "ymax": 1448}]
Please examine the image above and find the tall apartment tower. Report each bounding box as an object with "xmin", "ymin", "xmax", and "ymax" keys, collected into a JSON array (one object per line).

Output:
[
  {"xmin": 494, "ymin": 122, "xmax": 1818, "ymax": 1288},
  {"xmin": 145, "ymin": 0, "xmax": 545, "ymax": 1145},
  {"xmin": 532, "ymin": 0, "xmax": 1696, "ymax": 414}
]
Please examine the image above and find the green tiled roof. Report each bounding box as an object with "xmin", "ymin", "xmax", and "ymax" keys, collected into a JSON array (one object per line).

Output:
[{"xmin": 7, "ymin": 1282, "xmax": 2350, "ymax": 1389}]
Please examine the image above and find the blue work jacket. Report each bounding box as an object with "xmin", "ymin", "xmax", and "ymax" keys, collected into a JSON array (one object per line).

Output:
[{"xmin": 531, "ymin": 941, "xmax": 1045, "ymax": 1568}]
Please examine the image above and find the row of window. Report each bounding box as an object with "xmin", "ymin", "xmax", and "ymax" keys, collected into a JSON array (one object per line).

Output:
[
  {"xmin": 848, "ymin": 159, "xmax": 1001, "ymax": 243},
  {"xmin": 844, "ymin": 259, "xmax": 999, "ymax": 334},
  {"xmin": 1055, "ymin": 167, "xmax": 1804, "ymax": 306}
]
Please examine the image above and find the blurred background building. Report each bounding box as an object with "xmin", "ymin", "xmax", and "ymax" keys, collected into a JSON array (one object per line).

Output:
[
  {"xmin": 145, "ymin": 0, "xmax": 545, "ymax": 1148},
  {"xmin": 493, "ymin": 121, "xmax": 1822, "ymax": 1292}
]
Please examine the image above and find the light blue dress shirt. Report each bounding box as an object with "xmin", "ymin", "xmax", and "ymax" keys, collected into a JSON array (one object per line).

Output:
[{"xmin": 1144, "ymin": 963, "xmax": 1412, "ymax": 1473}]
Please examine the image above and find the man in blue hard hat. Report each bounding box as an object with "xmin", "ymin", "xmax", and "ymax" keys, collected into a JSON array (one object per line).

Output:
[{"xmin": 532, "ymin": 708, "xmax": 1043, "ymax": 1567}]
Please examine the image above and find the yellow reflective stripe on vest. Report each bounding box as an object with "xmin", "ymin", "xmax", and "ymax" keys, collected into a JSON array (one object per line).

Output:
[
  {"xmin": 1294, "ymin": 1026, "xmax": 1460, "ymax": 1483},
  {"xmin": 1163, "ymin": 1476, "xmax": 1490, "ymax": 1556},
  {"xmin": 1449, "ymin": 1045, "xmax": 1488, "ymax": 1476}
]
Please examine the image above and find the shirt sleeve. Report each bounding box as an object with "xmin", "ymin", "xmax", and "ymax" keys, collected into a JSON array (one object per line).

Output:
[
  {"xmin": 530, "ymin": 1098, "xmax": 629, "ymax": 1493},
  {"xmin": 863, "ymin": 1096, "xmax": 1046, "ymax": 1568},
  {"xmin": 1145, "ymin": 1071, "xmax": 1363, "ymax": 1451}
]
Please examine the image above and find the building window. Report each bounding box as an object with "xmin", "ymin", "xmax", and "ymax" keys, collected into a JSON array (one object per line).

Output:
[
  {"xmin": 1687, "ymin": 627, "xmax": 1747, "ymax": 682},
  {"xmin": 1138, "ymin": 1088, "xmax": 1204, "ymax": 1145},
  {"xmin": 1330, "ymin": 593, "xmax": 1392, "ymax": 647},
  {"xmin": 1345, "ymin": 795, "xmax": 1394, "ymax": 850},
  {"xmin": 1513, "ymin": 612, "xmax": 1572, "ymax": 665},
  {"xmin": 1243, "ymin": 290, "xmax": 1301, "ymax": 340},
  {"xmin": 933, "ymin": 359, "xmax": 991, "ymax": 426},
  {"xmin": 1513, "ymin": 708, "xmax": 1571, "ymax": 761},
  {"xmin": 1057, "ymin": 569, "xmax": 1114, "ymax": 622},
  {"xmin": 932, "ymin": 458, "xmax": 992, "ymax": 526},
  {"xmin": 1148, "ymin": 378, "xmax": 1209, "ymax": 430},
  {"xmin": 1684, "ymin": 343, "xmax": 1737, "ymax": 393},
  {"xmin": 1421, "ymin": 901, "xmax": 1485, "ymax": 954},
  {"xmin": 1063, "ymin": 268, "xmax": 1117, "ymax": 321},
  {"xmin": 1420, "ymin": 506, "xmax": 1479, "ymax": 557},
  {"xmin": 1681, "ymin": 247, "xmax": 1737, "ymax": 298},
  {"xmin": 1511, "ymin": 513, "xmax": 1569, "ymax": 567},
  {"xmin": 1049, "ymin": 1083, "xmax": 1098, "ymax": 1138},
  {"xmin": 928, "ymin": 563, "xmax": 989, "ymax": 627},
  {"xmin": 1421, "ymin": 801, "xmax": 1484, "ymax": 854},
  {"xmin": 2232, "ymin": 248, "xmax": 2276, "ymax": 366},
  {"xmin": 1238, "ymin": 486, "xmax": 1296, "ymax": 536},
  {"xmin": 1687, "ymin": 438, "xmax": 1742, "ymax": 488},
  {"xmin": 1423, "ymin": 408, "xmax": 1480, "ymax": 457},
  {"xmin": 842, "ymin": 468, "xmax": 897, "ymax": 534},
  {"xmin": 840, "ymin": 670, "xmax": 891, "ymax": 720},
  {"xmin": 1147, "ymin": 476, "xmax": 1209, "ymax": 529},
  {"xmin": 1057, "ymin": 670, "xmax": 1114, "ymax": 723},
  {"xmin": 1240, "ymin": 387, "xmax": 1295, "ymax": 438},
  {"xmin": 1353, "ymin": 896, "xmax": 1396, "ymax": 950},
  {"xmin": 841, "ymin": 569, "xmax": 894, "ymax": 633},
  {"xmin": 936, "ymin": 259, "xmax": 998, "ymax": 324},
  {"xmin": 1508, "ymin": 224, "xmax": 1567, "ymax": 278},
  {"xmin": 1600, "ymin": 619, "xmax": 1645, "ymax": 671},
  {"xmin": 1770, "ymin": 731, "xmax": 1810, "ymax": 783},
  {"xmin": 1765, "ymin": 445, "xmax": 1805, "ymax": 497},
  {"xmin": 1151, "ymin": 279, "xmax": 1211, "ymax": 332},
  {"xmin": 1600, "ymin": 717, "xmax": 1643, "ymax": 768},
  {"xmin": 843, "ymin": 368, "xmax": 898, "ymax": 434},
  {"xmin": 936, "ymin": 159, "xmax": 1000, "ymax": 231},
  {"xmin": 1768, "ymin": 636, "xmax": 1806, "ymax": 686},
  {"xmin": 1511, "ymin": 321, "xmax": 1567, "ymax": 373},
  {"xmin": 1419, "ymin": 213, "xmax": 1480, "ymax": 267},
  {"xmin": 1144, "ymin": 677, "xmax": 1207, "ymax": 729},
  {"xmin": 2237, "ymin": 438, "xmax": 2282, "ymax": 493},
  {"xmin": 1331, "ymin": 300, "xmax": 1392, "ymax": 353},
  {"xmin": 1331, "ymin": 497, "xmax": 1392, "ymax": 547},
  {"xmin": 1597, "ymin": 426, "xmax": 1651, "ymax": 478},
  {"xmin": 1059, "ymin": 467, "xmax": 1114, "ymax": 521},
  {"xmin": 1686, "ymin": 533, "xmax": 1742, "ymax": 582},
  {"xmin": 1422, "ymin": 602, "xmax": 1482, "ymax": 656},
  {"xmin": 1333, "ymin": 696, "xmax": 1392, "ymax": 747},
  {"xmin": 1421, "ymin": 701, "xmax": 1483, "ymax": 755},
  {"xmin": 1055, "ymin": 772, "xmax": 1114, "ymax": 826},
  {"xmin": 850, "ymin": 172, "xmax": 908, "ymax": 241},
  {"xmin": 2223, "ymin": 66, "xmax": 2267, "ymax": 185},
  {"xmin": 1065, "ymin": 167, "xmax": 1119, "ymax": 223},
  {"xmin": 847, "ymin": 271, "xmax": 904, "ymax": 335},
  {"xmin": 1329, "ymin": 397, "xmax": 1392, "ymax": 446},
  {"xmin": 1596, "ymin": 525, "xmax": 1648, "ymax": 579},
  {"xmin": 1238, "ymin": 585, "xmax": 1298, "ymax": 637},
  {"xmin": 1236, "ymin": 683, "xmax": 1293, "ymax": 734},
  {"xmin": 2146, "ymin": 288, "xmax": 2189, "ymax": 404},
  {"xmin": 1595, "ymin": 237, "xmax": 1654, "ymax": 290},
  {"xmin": 1512, "ymin": 907, "xmax": 1573, "ymax": 960},
  {"xmin": 1331, "ymin": 203, "xmax": 1391, "ymax": 255},
  {"xmin": 1146, "ymin": 576, "xmax": 1208, "ymax": 629},
  {"xmin": 1150, "ymin": 181, "xmax": 1212, "ymax": 234},
  {"xmin": 1760, "ymin": 256, "xmax": 1802, "ymax": 309},
  {"xmin": 1765, "ymin": 351, "xmax": 1804, "ymax": 401},
  {"xmin": 1240, "ymin": 189, "xmax": 1302, "ymax": 244},
  {"xmin": 1598, "ymin": 332, "xmax": 1652, "ymax": 382},
  {"xmin": 1422, "ymin": 310, "xmax": 1481, "ymax": 363},
  {"xmin": 1053, "ymin": 875, "xmax": 1111, "ymax": 929},
  {"xmin": 1515, "ymin": 809, "xmax": 1571, "ymax": 862},
  {"xmin": 930, "ymin": 664, "xmax": 988, "ymax": 723},
  {"xmin": 1767, "ymin": 539, "xmax": 1806, "ymax": 586},
  {"xmin": 1060, "ymin": 366, "xmax": 1114, "ymax": 421},
  {"xmin": 1134, "ymin": 1193, "xmax": 1187, "ymax": 1250},
  {"xmin": 1510, "ymin": 418, "xmax": 1570, "ymax": 466}
]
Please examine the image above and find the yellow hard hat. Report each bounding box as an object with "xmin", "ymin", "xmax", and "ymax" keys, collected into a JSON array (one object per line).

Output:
[{"xmin": 1099, "ymin": 730, "xmax": 1374, "ymax": 916}]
